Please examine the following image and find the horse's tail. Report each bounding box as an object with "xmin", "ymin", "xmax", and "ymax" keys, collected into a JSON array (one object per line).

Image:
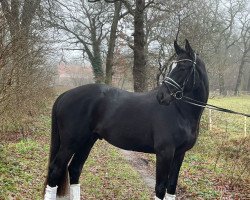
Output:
[{"xmin": 44, "ymin": 93, "xmax": 69, "ymax": 196}]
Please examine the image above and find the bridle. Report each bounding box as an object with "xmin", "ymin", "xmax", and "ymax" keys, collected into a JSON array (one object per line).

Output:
[
  {"xmin": 162, "ymin": 54, "xmax": 197, "ymax": 100},
  {"xmin": 159, "ymin": 55, "xmax": 250, "ymax": 117}
]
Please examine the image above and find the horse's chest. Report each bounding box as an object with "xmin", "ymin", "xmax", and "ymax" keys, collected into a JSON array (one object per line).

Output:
[
  {"xmin": 183, "ymin": 133, "xmax": 197, "ymax": 150},
  {"xmin": 175, "ymin": 124, "xmax": 198, "ymax": 151}
]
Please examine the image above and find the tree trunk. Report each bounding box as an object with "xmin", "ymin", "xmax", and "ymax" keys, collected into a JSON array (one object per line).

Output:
[
  {"xmin": 217, "ymin": 54, "xmax": 227, "ymax": 96},
  {"xmin": 218, "ymin": 70, "xmax": 226, "ymax": 95},
  {"xmin": 105, "ymin": 1, "xmax": 121, "ymax": 85},
  {"xmin": 91, "ymin": 19, "xmax": 104, "ymax": 83},
  {"xmin": 133, "ymin": 0, "xmax": 147, "ymax": 92},
  {"xmin": 234, "ymin": 58, "xmax": 246, "ymax": 95},
  {"xmin": 247, "ymin": 74, "xmax": 250, "ymax": 92},
  {"xmin": 92, "ymin": 46, "xmax": 104, "ymax": 83}
]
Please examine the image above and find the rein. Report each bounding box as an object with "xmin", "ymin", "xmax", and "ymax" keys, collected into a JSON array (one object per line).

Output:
[
  {"xmin": 182, "ymin": 96, "xmax": 250, "ymax": 117},
  {"xmin": 160, "ymin": 55, "xmax": 250, "ymax": 118}
]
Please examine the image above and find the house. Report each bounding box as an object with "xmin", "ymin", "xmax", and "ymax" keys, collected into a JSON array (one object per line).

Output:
[{"xmin": 56, "ymin": 62, "xmax": 93, "ymax": 87}]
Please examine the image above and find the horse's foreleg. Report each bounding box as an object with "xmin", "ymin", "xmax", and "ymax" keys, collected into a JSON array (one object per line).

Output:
[
  {"xmin": 155, "ymin": 148, "xmax": 174, "ymax": 200},
  {"xmin": 165, "ymin": 152, "xmax": 185, "ymax": 200}
]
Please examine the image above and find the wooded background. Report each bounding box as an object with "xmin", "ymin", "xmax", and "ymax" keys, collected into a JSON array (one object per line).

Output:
[{"xmin": 0, "ymin": 0, "xmax": 249, "ymax": 129}]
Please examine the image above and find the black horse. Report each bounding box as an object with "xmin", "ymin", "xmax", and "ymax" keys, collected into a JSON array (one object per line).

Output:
[{"xmin": 44, "ymin": 40, "xmax": 209, "ymax": 200}]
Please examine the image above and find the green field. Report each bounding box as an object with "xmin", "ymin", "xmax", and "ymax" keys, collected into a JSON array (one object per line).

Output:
[
  {"xmin": 0, "ymin": 96, "xmax": 249, "ymax": 199},
  {"xmin": 206, "ymin": 96, "xmax": 250, "ymax": 136},
  {"xmin": 179, "ymin": 96, "xmax": 250, "ymax": 199}
]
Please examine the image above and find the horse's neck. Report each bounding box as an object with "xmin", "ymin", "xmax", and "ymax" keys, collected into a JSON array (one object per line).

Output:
[{"xmin": 176, "ymin": 87, "xmax": 208, "ymax": 121}]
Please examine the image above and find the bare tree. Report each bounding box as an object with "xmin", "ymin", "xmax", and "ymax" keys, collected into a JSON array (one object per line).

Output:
[
  {"xmin": 0, "ymin": 0, "xmax": 54, "ymax": 132},
  {"xmin": 45, "ymin": 0, "xmax": 123, "ymax": 84},
  {"xmin": 75, "ymin": 0, "xmax": 250, "ymax": 94},
  {"xmin": 164, "ymin": 0, "xmax": 249, "ymax": 95},
  {"xmin": 234, "ymin": 13, "xmax": 250, "ymax": 95},
  {"xmin": 105, "ymin": 1, "xmax": 122, "ymax": 84},
  {"xmin": 211, "ymin": 0, "xmax": 245, "ymax": 95},
  {"xmin": 89, "ymin": 0, "xmax": 153, "ymax": 91}
]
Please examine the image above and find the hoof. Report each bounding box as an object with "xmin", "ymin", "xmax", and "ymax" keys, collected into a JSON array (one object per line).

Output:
[{"xmin": 164, "ymin": 193, "xmax": 176, "ymax": 200}]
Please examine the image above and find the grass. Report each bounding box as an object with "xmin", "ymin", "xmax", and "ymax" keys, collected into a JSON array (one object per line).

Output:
[
  {"xmin": 0, "ymin": 95, "xmax": 249, "ymax": 199},
  {"xmin": 177, "ymin": 95, "xmax": 250, "ymax": 199},
  {"xmin": 81, "ymin": 141, "xmax": 151, "ymax": 199},
  {"xmin": 206, "ymin": 95, "xmax": 250, "ymax": 136},
  {"xmin": 0, "ymin": 114, "xmax": 151, "ymax": 200},
  {"xmin": 0, "ymin": 138, "xmax": 48, "ymax": 199}
]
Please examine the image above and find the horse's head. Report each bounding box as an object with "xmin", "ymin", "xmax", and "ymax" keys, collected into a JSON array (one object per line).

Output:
[{"xmin": 157, "ymin": 39, "xmax": 208, "ymax": 105}]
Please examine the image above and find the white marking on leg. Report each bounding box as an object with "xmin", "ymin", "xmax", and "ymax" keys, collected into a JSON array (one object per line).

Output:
[
  {"xmin": 44, "ymin": 185, "xmax": 58, "ymax": 200},
  {"xmin": 155, "ymin": 196, "xmax": 162, "ymax": 200},
  {"xmin": 70, "ymin": 184, "xmax": 80, "ymax": 200},
  {"xmin": 164, "ymin": 193, "xmax": 176, "ymax": 200}
]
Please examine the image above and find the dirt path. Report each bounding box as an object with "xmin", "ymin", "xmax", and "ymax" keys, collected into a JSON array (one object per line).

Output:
[
  {"xmin": 120, "ymin": 150, "xmax": 156, "ymax": 190},
  {"xmin": 120, "ymin": 150, "xmax": 188, "ymax": 200}
]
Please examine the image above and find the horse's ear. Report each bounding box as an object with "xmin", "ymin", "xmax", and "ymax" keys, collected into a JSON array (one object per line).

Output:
[
  {"xmin": 174, "ymin": 40, "xmax": 185, "ymax": 55},
  {"xmin": 185, "ymin": 39, "xmax": 195, "ymax": 59}
]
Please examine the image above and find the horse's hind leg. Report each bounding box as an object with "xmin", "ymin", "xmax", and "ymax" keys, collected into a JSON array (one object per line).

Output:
[
  {"xmin": 68, "ymin": 135, "xmax": 97, "ymax": 199},
  {"xmin": 46, "ymin": 146, "xmax": 74, "ymax": 197}
]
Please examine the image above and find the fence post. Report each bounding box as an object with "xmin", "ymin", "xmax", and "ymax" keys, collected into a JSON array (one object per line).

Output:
[
  {"xmin": 209, "ymin": 109, "xmax": 212, "ymax": 131},
  {"xmin": 244, "ymin": 116, "xmax": 247, "ymax": 137}
]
